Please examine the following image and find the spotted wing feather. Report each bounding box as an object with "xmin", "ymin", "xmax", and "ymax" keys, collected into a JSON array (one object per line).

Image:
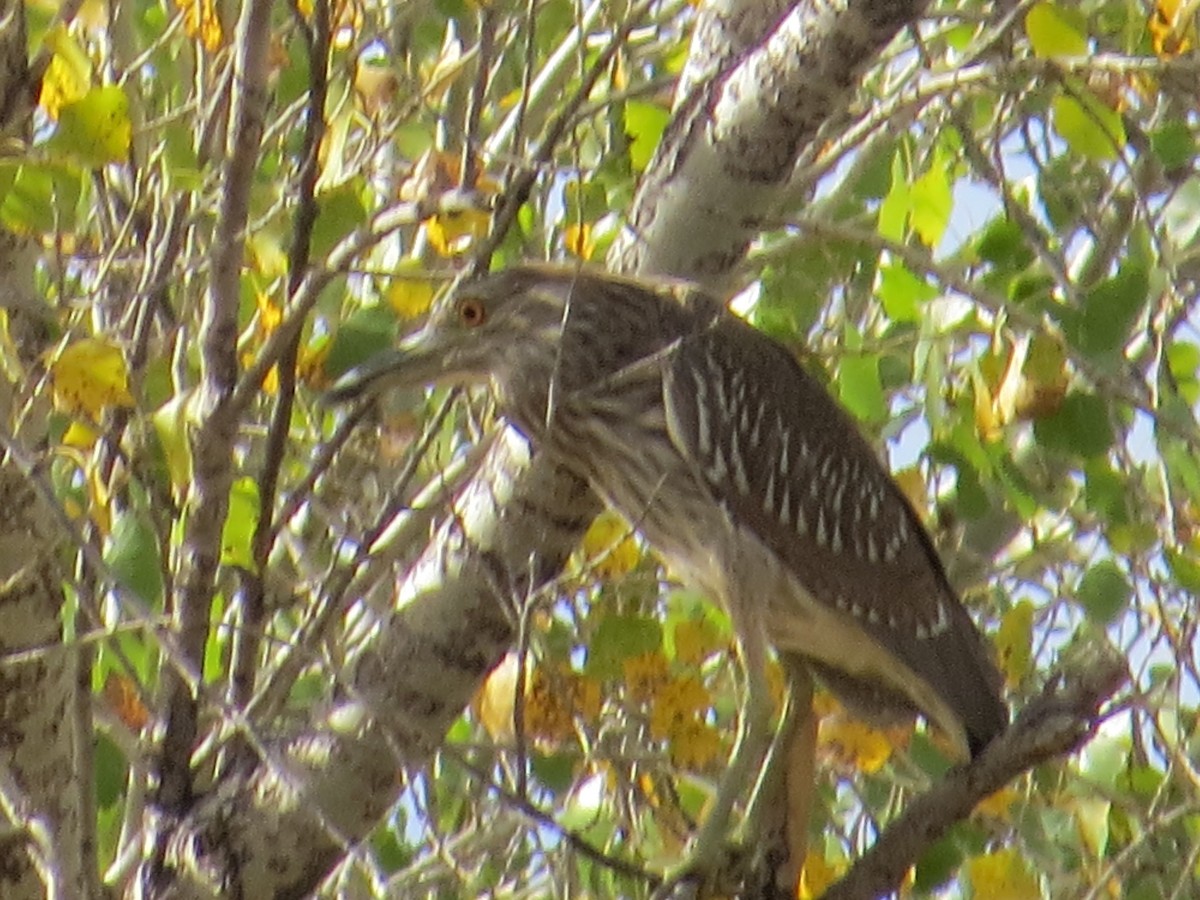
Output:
[{"xmin": 662, "ymin": 314, "xmax": 1007, "ymax": 757}]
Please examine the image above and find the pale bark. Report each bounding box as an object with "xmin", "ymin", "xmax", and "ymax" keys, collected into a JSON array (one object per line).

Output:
[{"xmin": 0, "ymin": 3, "xmax": 91, "ymax": 896}]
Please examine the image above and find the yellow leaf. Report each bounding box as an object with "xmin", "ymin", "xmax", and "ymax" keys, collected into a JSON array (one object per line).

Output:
[
  {"xmin": 175, "ymin": 0, "xmax": 223, "ymax": 52},
  {"xmin": 297, "ymin": 338, "xmax": 332, "ymax": 390},
  {"xmin": 39, "ymin": 27, "xmax": 91, "ymax": 120},
  {"xmin": 1016, "ymin": 334, "xmax": 1068, "ymax": 420},
  {"xmin": 386, "ymin": 277, "xmax": 436, "ymax": 319},
  {"xmin": 648, "ymin": 673, "xmax": 711, "ymax": 740},
  {"xmin": 972, "ymin": 368, "xmax": 1002, "ymax": 443},
  {"xmin": 247, "ymin": 230, "xmax": 288, "ymax": 279},
  {"xmin": 892, "ymin": 466, "xmax": 928, "ymax": 521},
  {"xmin": 475, "ymin": 653, "xmax": 519, "ymax": 743},
  {"xmin": 424, "ymin": 209, "xmax": 489, "ymax": 256},
  {"xmin": 580, "ymin": 510, "xmax": 642, "ymax": 578},
  {"xmin": 152, "ymin": 391, "xmax": 195, "ymax": 495},
  {"xmin": 994, "ymin": 600, "xmax": 1035, "ymax": 687},
  {"xmin": 564, "ymin": 222, "xmax": 595, "ymax": 260},
  {"xmin": 798, "ymin": 849, "xmax": 844, "ymax": 900},
  {"xmin": 622, "ymin": 650, "xmax": 671, "ymax": 704},
  {"xmin": 354, "ymin": 63, "xmax": 399, "ymax": 115},
  {"xmin": 672, "ymin": 616, "xmax": 723, "ymax": 666},
  {"xmin": 975, "ymin": 785, "xmax": 1019, "ymax": 822},
  {"xmin": 54, "ymin": 85, "xmax": 132, "ymax": 165},
  {"xmin": 967, "ymin": 848, "xmax": 1041, "ymax": 900},
  {"xmin": 62, "ymin": 419, "xmax": 98, "ymax": 449},
  {"xmin": 50, "ymin": 339, "xmax": 135, "ymax": 418},
  {"xmin": 255, "ymin": 288, "xmax": 283, "ymax": 334},
  {"xmin": 1150, "ymin": 0, "xmax": 1196, "ymax": 57},
  {"xmin": 819, "ymin": 713, "xmax": 895, "ymax": 774},
  {"xmin": 521, "ymin": 664, "xmax": 599, "ymax": 747},
  {"xmin": 666, "ymin": 718, "xmax": 723, "ymax": 771}
]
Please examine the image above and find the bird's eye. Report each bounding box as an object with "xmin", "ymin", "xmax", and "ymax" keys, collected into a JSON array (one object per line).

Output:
[{"xmin": 457, "ymin": 298, "xmax": 487, "ymax": 327}]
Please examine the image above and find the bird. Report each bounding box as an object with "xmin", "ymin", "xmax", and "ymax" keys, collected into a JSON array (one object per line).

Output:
[{"xmin": 329, "ymin": 263, "xmax": 1008, "ymax": 873}]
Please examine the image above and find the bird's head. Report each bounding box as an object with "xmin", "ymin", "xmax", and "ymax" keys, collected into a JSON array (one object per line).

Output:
[{"xmin": 326, "ymin": 268, "xmax": 574, "ymax": 404}]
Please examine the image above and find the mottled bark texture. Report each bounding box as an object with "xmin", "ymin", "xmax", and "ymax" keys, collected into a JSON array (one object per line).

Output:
[{"xmin": 0, "ymin": 4, "xmax": 90, "ymax": 896}]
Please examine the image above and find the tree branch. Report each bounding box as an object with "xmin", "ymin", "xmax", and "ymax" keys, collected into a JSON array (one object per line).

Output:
[{"xmin": 824, "ymin": 655, "xmax": 1129, "ymax": 900}]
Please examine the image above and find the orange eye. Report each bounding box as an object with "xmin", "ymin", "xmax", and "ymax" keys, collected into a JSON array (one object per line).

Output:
[{"xmin": 458, "ymin": 298, "xmax": 487, "ymax": 327}]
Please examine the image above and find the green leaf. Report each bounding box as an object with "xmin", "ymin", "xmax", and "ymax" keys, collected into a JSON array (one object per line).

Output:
[
  {"xmin": 1052, "ymin": 92, "xmax": 1126, "ymax": 162},
  {"xmin": 1151, "ymin": 120, "xmax": 1196, "ymax": 173},
  {"xmin": 50, "ymin": 85, "xmax": 132, "ymax": 166},
  {"xmin": 909, "ymin": 155, "xmax": 953, "ymax": 247},
  {"xmin": 877, "ymin": 152, "xmax": 910, "ymax": 242},
  {"xmin": 221, "ymin": 477, "xmax": 261, "ymax": 571},
  {"xmin": 531, "ymin": 751, "xmax": 576, "ymax": 795},
  {"xmin": 1164, "ymin": 177, "xmax": 1200, "ymax": 248},
  {"xmin": 105, "ymin": 512, "xmax": 164, "ymax": 607},
  {"xmin": 623, "ymin": 101, "xmax": 670, "ymax": 173},
  {"xmin": 1167, "ymin": 341, "xmax": 1200, "ymax": 405},
  {"xmin": 1025, "ymin": 2, "xmax": 1088, "ymax": 57},
  {"xmin": 1069, "ymin": 263, "xmax": 1148, "ymax": 360},
  {"xmin": 877, "ymin": 261, "xmax": 935, "ymax": 322},
  {"xmin": 913, "ymin": 834, "xmax": 963, "ymax": 892},
  {"xmin": 0, "ymin": 162, "xmax": 81, "ymax": 234},
  {"xmin": 1084, "ymin": 460, "xmax": 1127, "ymax": 525},
  {"xmin": 1080, "ymin": 732, "xmax": 1129, "ymax": 788},
  {"xmin": 311, "ymin": 183, "xmax": 368, "ymax": 260},
  {"xmin": 94, "ymin": 732, "xmax": 128, "ymax": 810},
  {"xmin": 1076, "ymin": 560, "xmax": 1130, "ymax": 624},
  {"xmin": 838, "ymin": 353, "xmax": 887, "ymax": 423},
  {"xmin": 975, "ymin": 216, "xmax": 1033, "ymax": 270},
  {"xmin": 324, "ymin": 306, "xmax": 400, "ymax": 380},
  {"xmin": 585, "ymin": 614, "xmax": 662, "ymax": 680},
  {"xmin": 1032, "ymin": 392, "xmax": 1114, "ymax": 457},
  {"xmin": 1166, "ymin": 549, "xmax": 1200, "ymax": 595}
]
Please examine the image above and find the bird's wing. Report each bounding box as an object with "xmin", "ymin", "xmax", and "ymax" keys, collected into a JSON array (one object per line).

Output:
[{"xmin": 661, "ymin": 316, "xmax": 1006, "ymax": 757}]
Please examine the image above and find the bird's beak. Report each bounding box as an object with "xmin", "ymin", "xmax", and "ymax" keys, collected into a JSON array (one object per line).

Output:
[{"xmin": 325, "ymin": 327, "xmax": 462, "ymax": 404}]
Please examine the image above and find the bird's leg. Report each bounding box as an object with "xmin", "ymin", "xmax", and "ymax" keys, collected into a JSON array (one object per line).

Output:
[
  {"xmin": 741, "ymin": 659, "xmax": 816, "ymax": 892},
  {"xmin": 659, "ymin": 625, "xmax": 773, "ymax": 893}
]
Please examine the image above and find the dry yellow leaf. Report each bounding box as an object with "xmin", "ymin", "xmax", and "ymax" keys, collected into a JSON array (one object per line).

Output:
[
  {"xmin": 797, "ymin": 849, "xmax": 844, "ymax": 900},
  {"xmin": 62, "ymin": 419, "xmax": 98, "ymax": 450},
  {"xmin": 648, "ymin": 673, "xmax": 711, "ymax": 740},
  {"xmin": 564, "ymin": 222, "xmax": 596, "ymax": 260},
  {"xmin": 475, "ymin": 653, "xmax": 519, "ymax": 743},
  {"xmin": 1150, "ymin": 0, "xmax": 1196, "ymax": 57},
  {"xmin": 580, "ymin": 510, "xmax": 641, "ymax": 578},
  {"xmin": 425, "ymin": 209, "xmax": 490, "ymax": 256},
  {"xmin": 355, "ymin": 64, "xmax": 399, "ymax": 116},
  {"xmin": 666, "ymin": 718, "xmax": 723, "ymax": 771},
  {"xmin": 818, "ymin": 713, "xmax": 895, "ymax": 774},
  {"xmin": 104, "ymin": 671, "xmax": 150, "ymax": 731},
  {"xmin": 40, "ymin": 28, "xmax": 91, "ymax": 120},
  {"xmin": 672, "ymin": 616, "xmax": 723, "ymax": 666},
  {"xmin": 175, "ymin": 0, "xmax": 223, "ymax": 53},
  {"xmin": 518, "ymin": 662, "xmax": 603, "ymax": 748},
  {"xmin": 387, "ymin": 277, "xmax": 436, "ymax": 320},
  {"xmin": 622, "ymin": 650, "xmax": 671, "ymax": 704},
  {"xmin": 892, "ymin": 466, "xmax": 928, "ymax": 521},
  {"xmin": 994, "ymin": 600, "xmax": 1035, "ymax": 687},
  {"xmin": 967, "ymin": 847, "xmax": 1041, "ymax": 900},
  {"xmin": 50, "ymin": 338, "xmax": 135, "ymax": 418},
  {"xmin": 975, "ymin": 785, "xmax": 1019, "ymax": 822}
]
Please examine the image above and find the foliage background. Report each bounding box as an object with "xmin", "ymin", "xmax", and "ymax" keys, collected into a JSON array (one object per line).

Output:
[{"xmin": 3, "ymin": 0, "xmax": 1200, "ymax": 896}]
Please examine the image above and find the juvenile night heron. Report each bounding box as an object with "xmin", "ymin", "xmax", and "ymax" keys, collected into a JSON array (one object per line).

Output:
[{"xmin": 330, "ymin": 264, "xmax": 1007, "ymax": 868}]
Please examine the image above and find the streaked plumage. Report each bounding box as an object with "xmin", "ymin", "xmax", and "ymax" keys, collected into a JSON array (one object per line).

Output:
[{"xmin": 331, "ymin": 264, "xmax": 1007, "ymax": 758}]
